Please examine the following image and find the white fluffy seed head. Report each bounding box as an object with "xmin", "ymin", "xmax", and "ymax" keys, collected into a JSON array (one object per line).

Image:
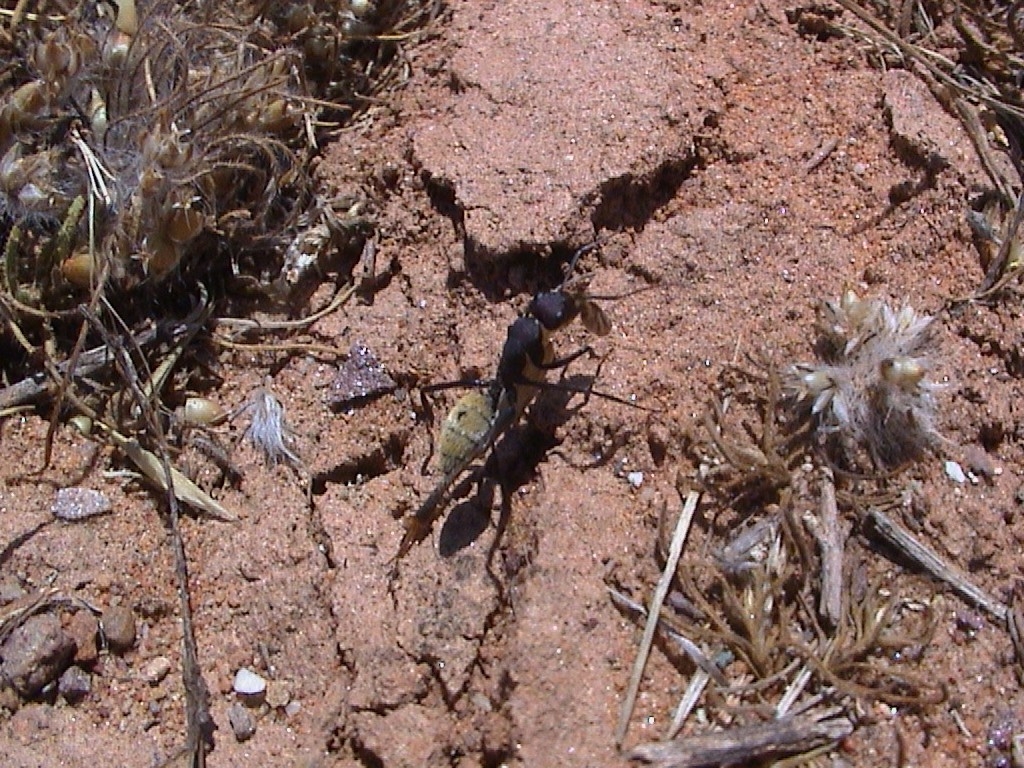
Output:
[{"xmin": 790, "ymin": 294, "xmax": 942, "ymax": 468}]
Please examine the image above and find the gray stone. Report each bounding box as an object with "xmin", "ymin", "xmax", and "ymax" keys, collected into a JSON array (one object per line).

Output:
[
  {"xmin": 51, "ymin": 487, "xmax": 111, "ymax": 521},
  {"xmin": 233, "ymin": 667, "xmax": 267, "ymax": 698},
  {"xmin": 0, "ymin": 614, "xmax": 76, "ymax": 697},
  {"xmin": 228, "ymin": 702, "xmax": 257, "ymax": 742},
  {"xmin": 58, "ymin": 666, "xmax": 91, "ymax": 703}
]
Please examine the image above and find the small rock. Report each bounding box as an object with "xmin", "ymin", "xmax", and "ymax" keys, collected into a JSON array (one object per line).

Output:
[
  {"xmin": 944, "ymin": 460, "xmax": 966, "ymax": 485},
  {"xmin": 233, "ymin": 667, "xmax": 266, "ymax": 696},
  {"xmin": 102, "ymin": 605, "xmax": 136, "ymax": 652},
  {"xmin": 284, "ymin": 700, "xmax": 301, "ymax": 718},
  {"xmin": 51, "ymin": 487, "xmax": 111, "ymax": 521},
  {"xmin": 0, "ymin": 614, "xmax": 76, "ymax": 697},
  {"xmin": 140, "ymin": 656, "xmax": 172, "ymax": 686},
  {"xmin": 0, "ymin": 578, "xmax": 26, "ymax": 605},
  {"xmin": 327, "ymin": 343, "xmax": 397, "ymax": 409},
  {"xmin": 964, "ymin": 445, "xmax": 996, "ymax": 480},
  {"xmin": 233, "ymin": 668, "xmax": 267, "ymax": 705},
  {"xmin": 66, "ymin": 611, "xmax": 99, "ymax": 665},
  {"xmin": 228, "ymin": 702, "xmax": 257, "ymax": 742},
  {"xmin": 627, "ymin": 471, "xmax": 644, "ymax": 489},
  {"xmin": 0, "ymin": 684, "xmax": 20, "ymax": 712},
  {"xmin": 265, "ymin": 680, "xmax": 290, "ymax": 709},
  {"xmin": 58, "ymin": 666, "xmax": 91, "ymax": 703}
]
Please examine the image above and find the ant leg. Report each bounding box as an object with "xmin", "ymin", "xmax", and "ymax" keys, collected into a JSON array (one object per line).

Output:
[{"xmin": 538, "ymin": 344, "xmax": 595, "ymax": 371}]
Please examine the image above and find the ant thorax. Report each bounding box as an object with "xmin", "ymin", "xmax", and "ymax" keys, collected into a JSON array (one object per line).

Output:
[{"xmin": 497, "ymin": 316, "xmax": 555, "ymax": 409}]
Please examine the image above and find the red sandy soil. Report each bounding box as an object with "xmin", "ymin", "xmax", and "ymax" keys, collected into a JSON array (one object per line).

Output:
[{"xmin": 2, "ymin": 1, "xmax": 1023, "ymax": 766}]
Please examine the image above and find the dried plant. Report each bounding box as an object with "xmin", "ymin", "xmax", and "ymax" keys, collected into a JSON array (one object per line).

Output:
[
  {"xmin": 786, "ymin": 290, "xmax": 944, "ymax": 468},
  {"xmin": 243, "ymin": 386, "xmax": 302, "ymax": 469},
  {"xmin": 639, "ymin": 511, "xmax": 941, "ymax": 717},
  {"xmin": 0, "ymin": 0, "xmax": 432, "ymax": 325}
]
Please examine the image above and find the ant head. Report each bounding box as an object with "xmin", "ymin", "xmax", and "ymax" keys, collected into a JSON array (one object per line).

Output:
[{"xmin": 528, "ymin": 290, "xmax": 578, "ymax": 332}]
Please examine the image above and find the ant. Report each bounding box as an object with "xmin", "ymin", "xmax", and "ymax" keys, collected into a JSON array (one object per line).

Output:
[{"xmin": 392, "ymin": 243, "xmax": 644, "ymax": 565}]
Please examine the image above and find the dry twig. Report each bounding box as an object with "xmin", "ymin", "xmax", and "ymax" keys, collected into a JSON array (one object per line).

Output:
[
  {"xmin": 616, "ymin": 489, "xmax": 700, "ymax": 749},
  {"xmin": 629, "ymin": 710, "xmax": 854, "ymax": 768},
  {"xmin": 867, "ymin": 508, "xmax": 1007, "ymax": 621}
]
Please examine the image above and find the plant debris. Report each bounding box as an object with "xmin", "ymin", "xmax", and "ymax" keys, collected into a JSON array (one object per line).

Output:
[
  {"xmin": 617, "ymin": 291, "xmax": 958, "ymax": 764},
  {"xmin": 787, "ymin": 290, "xmax": 943, "ymax": 468},
  {"xmin": 243, "ymin": 386, "xmax": 302, "ymax": 469}
]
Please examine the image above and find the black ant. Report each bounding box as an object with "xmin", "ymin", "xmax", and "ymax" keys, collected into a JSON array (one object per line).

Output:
[{"xmin": 392, "ymin": 243, "xmax": 645, "ymax": 565}]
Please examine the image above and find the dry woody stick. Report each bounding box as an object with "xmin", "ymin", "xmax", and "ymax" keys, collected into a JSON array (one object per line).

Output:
[
  {"xmin": 629, "ymin": 711, "xmax": 854, "ymax": 768},
  {"xmin": 815, "ymin": 470, "xmax": 843, "ymax": 628},
  {"xmin": 867, "ymin": 508, "xmax": 1007, "ymax": 622},
  {"xmin": 616, "ymin": 490, "xmax": 700, "ymax": 749}
]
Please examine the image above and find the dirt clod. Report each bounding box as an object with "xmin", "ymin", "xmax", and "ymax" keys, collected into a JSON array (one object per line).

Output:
[
  {"xmin": 140, "ymin": 656, "xmax": 172, "ymax": 686},
  {"xmin": 65, "ymin": 611, "xmax": 99, "ymax": 666}
]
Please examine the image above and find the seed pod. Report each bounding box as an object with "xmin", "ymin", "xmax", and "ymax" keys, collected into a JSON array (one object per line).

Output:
[
  {"xmin": 164, "ymin": 201, "xmax": 204, "ymax": 244},
  {"xmin": 69, "ymin": 415, "xmax": 93, "ymax": 435},
  {"xmin": 87, "ymin": 89, "xmax": 108, "ymax": 141},
  {"xmin": 261, "ymin": 99, "xmax": 293, "ymax": 133},
  {"xmin": 350, "ymin": 0, "xmax": 374, "ymax": 18},
  {"xmin": 8, "ymin": 81, "xmax": 46, "ymax": 119},
  {"xmin": 183, "ymin": 397, "xmax": 226, "ymax": 426},
  {"xmin": 145, "ymin": 236, "xmax": 181, "ymax": 281},
  {"xmin": 34, "ymin": 39, "xmax": 75, "ymax": 81},
  {"xmin": 142, "ymin": 129, "xmax": 190, "ymax": 169},
  {"xmin": 61, "ymin": 250, "xmax": 96, "ymax": 289},
  {"xmin": 879, "ymin": 357, "xmax": 926, "ymax": 390},
  {"xmin": 114, "ymin": 0, "xmax": 138, "ymax": 36},
  {"xmin": 103, "ymin": 30, "xmax": 132, "ymax": 68},
  {"xmin": 282, "ymin": 4, "xmax": 315, "ymax": 33},
  {"xmin": 138, "ymin": 167, "xmax": 164, "ymax": 198}
]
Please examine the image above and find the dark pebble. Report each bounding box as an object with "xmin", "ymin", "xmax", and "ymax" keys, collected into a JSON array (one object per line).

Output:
[
  {"xmin": 102, "ymin": 605, "xmax": 136, "ymax": 653},
  {"xmin": 0, "ymin": 614, "xmax": 76, "ymax": 697},
  {"xmin": 58, "ymin": 666, "xmax": 91, "ymax": 703}
]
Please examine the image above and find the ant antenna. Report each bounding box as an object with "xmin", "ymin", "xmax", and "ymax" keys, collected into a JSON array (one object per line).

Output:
[{"xmin": 560, "ymin": 237, "xmax": 608, "ymax": 289}]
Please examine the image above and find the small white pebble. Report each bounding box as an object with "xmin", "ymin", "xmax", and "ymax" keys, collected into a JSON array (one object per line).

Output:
[
  {"xmin": 627, "ymin": 471, "xmax": 644, "ymax": 489},
  {"xmin": 141, "ymin": 656, "xmax": 172, "ymax": 686},
  {"xmin": 233, "ymin": 668, "xmax": 267, "ymax": 696},
  {"xmin": 944, "ymin": 460, "xmax": 966, "ymax": 484},
  {"xmin": 52, "ymin": 487, "xmax": 111, "ymax": 521}
]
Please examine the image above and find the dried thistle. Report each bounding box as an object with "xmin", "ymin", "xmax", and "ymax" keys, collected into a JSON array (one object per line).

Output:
[{"xmin": 787, "ymin": 290, "xmax": 943, "ymax": 468}]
